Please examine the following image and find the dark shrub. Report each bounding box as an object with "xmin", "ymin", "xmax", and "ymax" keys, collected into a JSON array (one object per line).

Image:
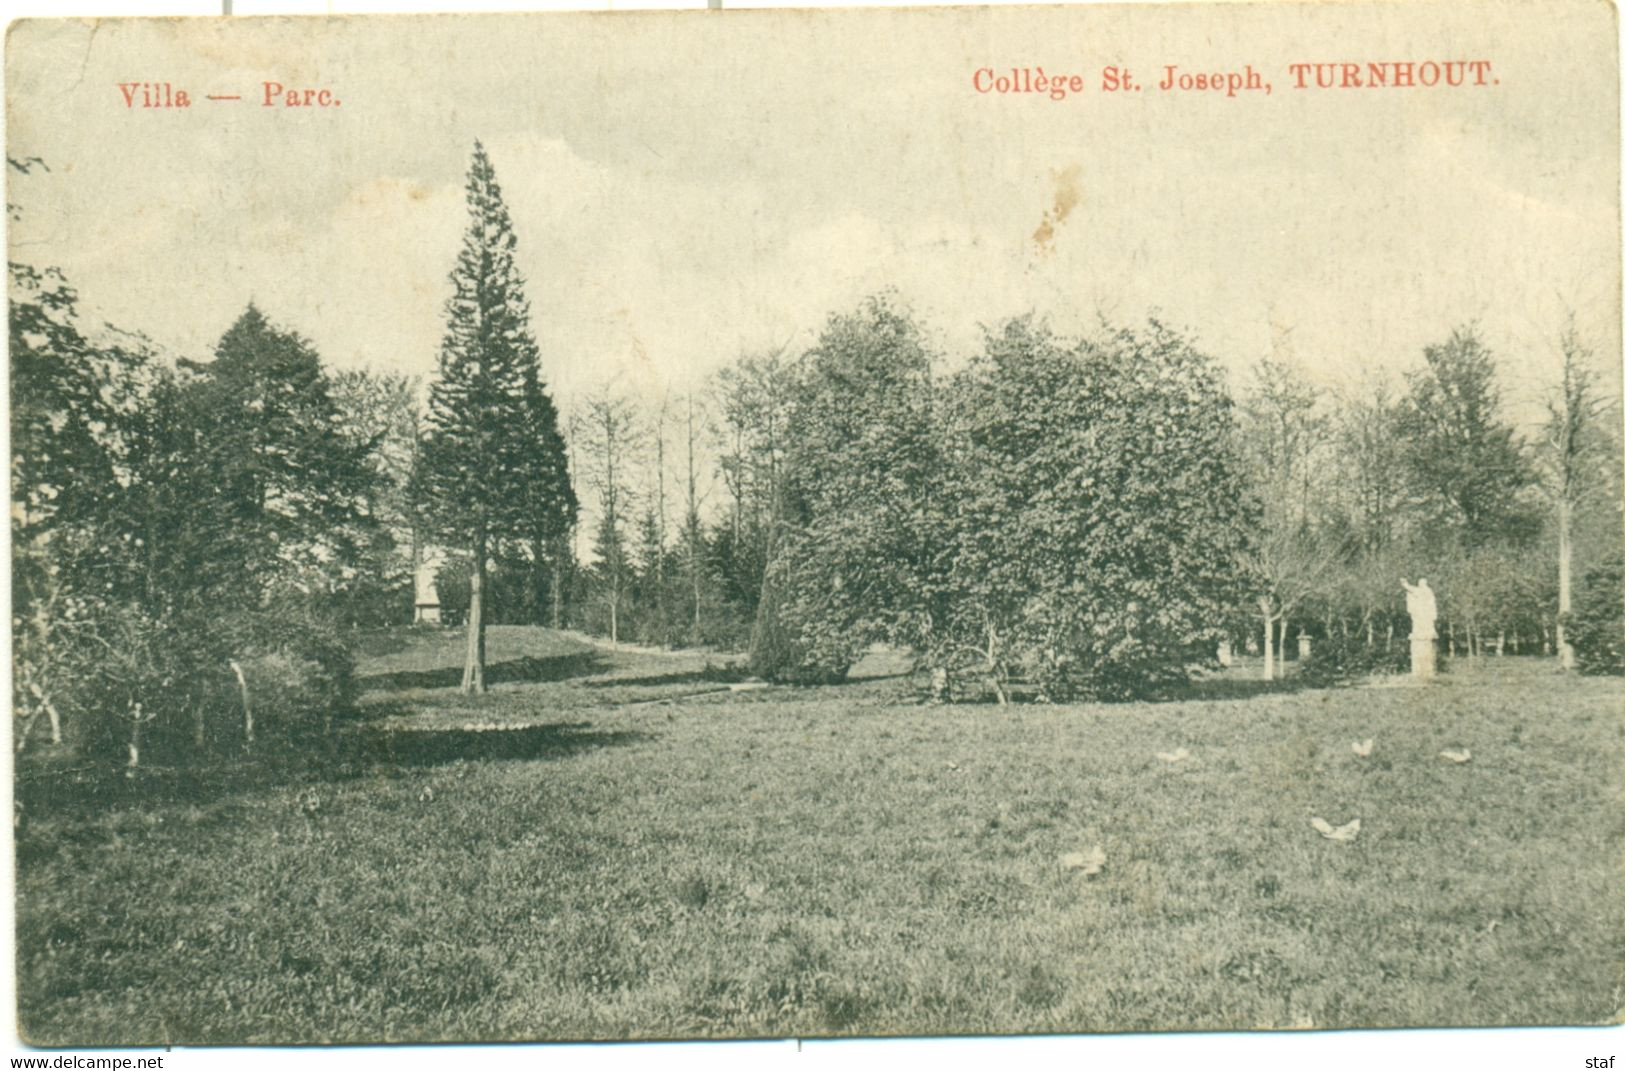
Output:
[
  {"xmin": 1568, "ymin": 553, "xmax": 1624, "ymax": 676},
  {"xmin": 326, "ymin": 572, "xmax": 413, "ymax": 630},
  {"xmin": 748, "ymin": 574, "xmax": 850, "ymax": 684},
  {"xmin": 50, "ymin": 605, "xmax": 238, "ymax": 766},
  {"xmin": 1299, "ymin": 631, "xmax": 1411, "ymax": 686},
  {"xmin": 226, "ymin": 601, "xmax": 358, "ymax": 745},
  {"xmin": 1024, "ymin": 622, "xmax": 1205, "ymax": 702},
  {"xmin": 19, "ymin": 597, "xmax": 356, "ymax": 769}
]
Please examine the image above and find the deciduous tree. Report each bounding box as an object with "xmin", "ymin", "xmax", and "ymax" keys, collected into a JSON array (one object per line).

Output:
[
  {"xmin": 936, "ymin": 316, "xmax": 1253, "ymax": 699},
  {"xmin": 755, "ymin": 296, "xmax": 937, "ymax": 681},
  {"xmin": 1536, "ymin": 320, "xmax": 1617, "ymax": 668},
  {"xmin": 1396, "ymin": 326, "xmax": 1538, "ymax": 552}
]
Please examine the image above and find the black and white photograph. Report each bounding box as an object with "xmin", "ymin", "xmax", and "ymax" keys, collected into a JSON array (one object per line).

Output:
[{"xmin": 5, "ymin": 0, "xmax": 1623, "ymax": 1059}]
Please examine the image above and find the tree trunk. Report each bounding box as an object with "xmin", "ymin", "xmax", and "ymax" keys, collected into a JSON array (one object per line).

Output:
[
  {"xmin": 231, "ymin": 660, "xmax": 253, "ymax": 746},
  {"xmin": 748, "ymin": 515, "xmax": 794, "ymax": 680},
  {"xmin": 1259, "ymin": 598, "xmax": 1275, "ymax": 681},
  {"xmin": 550, "ymin": 542, "xmax": 564, "ymax": 631},
  {"xmin": 686, "ymin": 396, "xmax": 703, "ymax": 638},
  {"xmin": 1277, "ymin": 617, "xmax": 1289, "ymax": 678},
  {"xmin": 986, "ymin": 626, "xmax": 1008, "ymax": 705},
  {"xmin": 656, "ymin": 400, "xmax": 668, "ymax": 643},
  {"xmin": 408, "ymin": 523, "xmax": 421, "ymax": 627},
  {"xmin": 531, "ymin": 537, "xmax": 549, "ymax": 627},
  {"xmin": 28, "ymin": 682, "xmax": 62, "ymax": 747},
  {"xmin": 1556, "ymin": 499, "xmax": 1575, "ymax": 668},
  {"xmin": 129, "ymin": 703, "xmax": 144, "ymax": 770},
  {"xmin": 462, "ymin": 534, "xmax": 487, "ymax": 694},
  {"xmin": 692, "ymin": 544, "xmax": 703, "ymax": 634}
]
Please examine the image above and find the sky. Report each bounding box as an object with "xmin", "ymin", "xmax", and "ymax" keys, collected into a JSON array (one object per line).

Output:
[{"xmin": 7, "ymin": 1, "xmax": 1619, "ymax": 439}]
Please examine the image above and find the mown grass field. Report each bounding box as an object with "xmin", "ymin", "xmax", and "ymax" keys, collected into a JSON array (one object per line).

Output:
[{"xmin": 14, "ymin": 626, "xmax": 1625, "ymax": 1044}]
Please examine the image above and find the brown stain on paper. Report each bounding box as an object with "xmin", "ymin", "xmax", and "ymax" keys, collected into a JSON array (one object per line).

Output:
[{"xmin": 1032, "ymin": 164, "xmax": 1083, "ymax": 254}]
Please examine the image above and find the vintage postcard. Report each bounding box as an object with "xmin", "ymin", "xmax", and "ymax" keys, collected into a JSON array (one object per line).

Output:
[{"xmin": 6, "ymin": 0, "xmax": 1622, "ymax": 1053}]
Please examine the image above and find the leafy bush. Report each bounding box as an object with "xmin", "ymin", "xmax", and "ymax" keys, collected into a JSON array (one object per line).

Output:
[
  {"xmin": 929, "ymin": 317, "xmax": 1253, "ymax": 703},
  {"xmin": 326, "ymin": 572, "xmax": 413, "ymax": 630},
  {"xmin": 226, "ymin": 603, "xmax": 358, "ymax": 745},
  {"xmin": 1298, "ymin": 632, "xmax": 1411, "ymax": 686},
  {"xmin": 1025, "ymin": 628, "xmax": 1207, "ymax": 703},
  {"xmin": 30, "ymin": 604, "xmax": 237, "ymax": 766},
  {"xmin": 685, "ymin": 611, "xmax": 753, "ymax": 654},
  {"xmin": 435, "ymin": 556, "xmax": 559, "ymax": 628},
  {"xmin": 1568, "ymin": 553, "xmax": 1624, "ymax": 675},
  {"xmin": 749, "ymin": 572, "xmax": 850, "ymax": 684},
  {"xmin": 16, "ymin": 598, "xmax": 356, "ymax": 769},
  {"xmin": 753, "ymin": 296, "xmax": 938, "ymax": 684},
  {"xmin": 756, "ymin": 308, "xmax": 1255, "ymax": 701}
]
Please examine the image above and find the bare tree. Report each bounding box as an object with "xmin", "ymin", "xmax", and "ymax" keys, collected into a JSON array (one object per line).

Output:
[
  {"xmin": 715, "ymin": 344, "xmax": 794, "ymax": 539},
  {"xmin": 681, "ymin": 390, "xmax": 713, "ymax": 635},
  {"xmin": 1242, "ymin": 352, "xmax": 1334, "ymax": 678},
  {"xmin": 1537, "ymin": 320, "xmax": 1615, "ymax": 668},
  {"xmin": 1331, "ymin": 375, "xmax": 1407, "ymax": 555},
  {"xmin": 648, "ymin": 391, "xmax": 671, "ymax": 639},
  {"xmin": 578, "ymin": 386, "xmax": 643, "ymax": 645},
  {"xmin": 1248, "ymin": 525, "xmax": 1348, "ymax": 680}
]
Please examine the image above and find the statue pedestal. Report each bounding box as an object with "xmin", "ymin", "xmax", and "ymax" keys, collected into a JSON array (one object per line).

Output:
[{"xmin": 1410, "ymin": 637, "xmax": 1436, "ymax": 678}]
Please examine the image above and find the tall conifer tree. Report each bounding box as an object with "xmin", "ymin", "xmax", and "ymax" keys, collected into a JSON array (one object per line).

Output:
[{"xmin": 420, "ymin": 141, "xmax": 575, "ymax": 693}]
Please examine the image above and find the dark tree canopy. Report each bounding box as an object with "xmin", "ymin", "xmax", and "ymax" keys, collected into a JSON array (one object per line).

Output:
[
  {"xmin": 178, "ymin": 303, "xmax": 377, "ymax": 591},
  {"xmin": 10, "ymin": 262, "xmax": 148, "ymax": 612},
  {"xmin": 750, "ymin": 302, "xmax": 1254, "ymax": 698},
  {"xmin": 1396, "ymin": 326, "xmax": 1539, "ymax": 551},
  {"xmin": 11, "ymin": 262, "xmax": 373, "ymax": 757},
  {"xmin": 1568, "ymin": 550, "xmax": 1625, "ymax": 675}
]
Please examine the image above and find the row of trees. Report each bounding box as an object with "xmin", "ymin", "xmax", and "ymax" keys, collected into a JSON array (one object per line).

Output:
[
  {"xmin": 12, "ymin": 143, "xmax": 1625, "ymax": 763},
  {"xmin": 559, "ymin": 307, "xmax": 1621, "ymax": 693},
  {"xmin": 1239, "ymin": 322, "xmax": 1621, "ymax": 678}
]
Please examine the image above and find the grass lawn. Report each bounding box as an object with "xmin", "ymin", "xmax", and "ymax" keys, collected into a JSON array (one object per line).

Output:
[{"xmin": 14, "ymin": 626, "xmax": 1625, "ymax": 1043}]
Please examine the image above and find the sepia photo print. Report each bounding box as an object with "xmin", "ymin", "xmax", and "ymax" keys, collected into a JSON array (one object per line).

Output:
[{"xmin": 6, "ymin": 0, "xmax": 1623, "ymax": 1047}]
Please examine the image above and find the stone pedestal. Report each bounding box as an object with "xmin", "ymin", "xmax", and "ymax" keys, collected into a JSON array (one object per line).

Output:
[
  {"xmin": 1216, "ymin": 640, "xmax": 1233, "ymax": 667},
  {"xmin": 1410, "ymin": 637, "xmax": 1436, "ymax": 678},
  {"xmin": 1297, "ymin": 634, "xmax": 1312, "ymax": 660},
  {"xmin": 413, "ymin": 550, "xmax": 444, "ymax": 625}
]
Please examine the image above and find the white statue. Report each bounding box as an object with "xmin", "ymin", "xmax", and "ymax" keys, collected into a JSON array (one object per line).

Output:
[
  {"xmin": 1401, "ymin": 577, "xmax": 1437, "ymax": 677},
  {"xmin": 414, "ymin": 548, "xmax": 446, "ymax": 624},
  {"xmin": 1401, "ymin": 578, "xmax": 1437, "ymax": 639}
]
